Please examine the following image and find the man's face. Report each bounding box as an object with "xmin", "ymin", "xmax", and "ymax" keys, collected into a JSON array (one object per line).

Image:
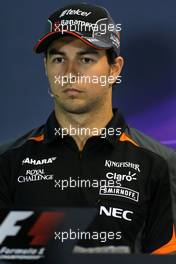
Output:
[{"xmin": 44, "ymin": 35, "xmax": 123, "ymax": 114}]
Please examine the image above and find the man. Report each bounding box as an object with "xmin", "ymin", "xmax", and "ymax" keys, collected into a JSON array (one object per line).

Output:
[{"xmin": 0, "ymin": 3, "xmax": 176, "ymax": 254}]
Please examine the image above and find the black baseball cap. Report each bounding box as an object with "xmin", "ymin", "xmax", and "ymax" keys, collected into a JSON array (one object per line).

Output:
[{"xmin": 34, "ymin": 3, "xmax": 120, "ymax": 56}]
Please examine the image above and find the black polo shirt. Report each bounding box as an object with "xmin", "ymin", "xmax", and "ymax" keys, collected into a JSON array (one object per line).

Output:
[{"xmin": 0, "ymin": 108, "xmax": 175, "ymax": 254}]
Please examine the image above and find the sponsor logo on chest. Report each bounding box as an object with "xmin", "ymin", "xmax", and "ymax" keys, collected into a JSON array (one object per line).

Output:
[
  {"xmin": 99, "ymin": 160, "xmax": 141, "ymax": 202},
  {"xmin": 105, "ymin": 160, "xmax": 141, "ymax": 172},
  {"xmin": 18, "ymin": 169, "xmax": 53, "ymax": 183},
  {"xmin": 22, "ymin": 157, "xmax": 57, "ymax": 165}
]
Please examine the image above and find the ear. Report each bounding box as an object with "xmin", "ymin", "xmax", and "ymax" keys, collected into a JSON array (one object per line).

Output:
[
  {"xmin": 110, "ymin": 56, "xmax": 124, "ymax": 83},
  {"xmin": 44, "ymin": 57, "xmax": 48, "ymax": 77}
]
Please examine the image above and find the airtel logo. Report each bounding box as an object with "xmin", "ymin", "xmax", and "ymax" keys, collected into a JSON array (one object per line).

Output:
[{"xmin": 100, "ymin": 206, "xmax": 133, "ymax": 222}]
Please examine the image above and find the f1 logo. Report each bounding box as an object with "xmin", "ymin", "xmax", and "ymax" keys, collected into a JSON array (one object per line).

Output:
[
  {"xmin": 0, "ymin": 211, "xmax": 64, "ymax": 245},
  {"xmin": 0, "ymin": 211, "xmax": 33, "ymax": 244}
]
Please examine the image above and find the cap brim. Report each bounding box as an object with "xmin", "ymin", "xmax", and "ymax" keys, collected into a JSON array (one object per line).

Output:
[{"xmin": 34, "ymin": 30, "xmax": 112, "ymax": 53}]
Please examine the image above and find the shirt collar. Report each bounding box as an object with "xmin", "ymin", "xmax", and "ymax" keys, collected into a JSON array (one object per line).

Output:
[
  {"xmin": 43, "ymin": 108, "xmax": 127, "ymax": 147},
  {"xmin": 105, "ymin": 108, "xmax": 127, "ymax": 146}
]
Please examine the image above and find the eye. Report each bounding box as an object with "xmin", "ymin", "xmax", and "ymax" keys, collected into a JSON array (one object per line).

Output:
[
  {"xmin": 81, "ymin": 57, "xmax": 94, "ymax": 64},
  {"xmin": 52, "ymin": 57, "xmax": 65, "ymax": 64}
]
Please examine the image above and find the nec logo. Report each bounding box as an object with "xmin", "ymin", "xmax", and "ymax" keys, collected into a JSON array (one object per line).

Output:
[
  {"xmin": 100, "ymin": 206, "xmax": 133, "ymax": 222},
  {"xmin": 0, "ymin": 211, "xmax": 64, "ymax": 245}
]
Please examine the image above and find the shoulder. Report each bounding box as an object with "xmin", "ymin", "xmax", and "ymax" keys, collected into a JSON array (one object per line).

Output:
[
  {"xmin": 0, "ymin": 124, "xmax": 45, "ymax": 157},
  {"xmin": 124, "ymin": 125, "xmax": 176, "ymax": 224},
  {"xmin": 124, "ymin": 126, "xmax": 176, "ymax": 162}
]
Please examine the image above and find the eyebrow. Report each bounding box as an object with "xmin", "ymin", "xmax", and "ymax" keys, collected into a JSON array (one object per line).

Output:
[
  {"xmin": 48, "ymin": 47, "xmax": 100, "ymax": 57},
  {"xmin": 78, "ymin": 48, "xmax": 100, "ymax": 56}
]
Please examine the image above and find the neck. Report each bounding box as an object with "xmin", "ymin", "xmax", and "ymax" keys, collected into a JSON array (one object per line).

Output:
[{"xmin": 54, "ymin": 103, "xmax": 113, "ymax": 151}]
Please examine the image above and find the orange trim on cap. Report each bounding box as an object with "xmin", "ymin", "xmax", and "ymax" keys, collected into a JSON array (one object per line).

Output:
[
  {"xmin": 119, "ymin": 132, "xmax": 139, "ymax": 147},
  {"xmin": 28, "ymin": 135, "xmax": 44, "ymax": 142},
  {"xmin": 151, "ymin": 226, "xmax": 176, "ymax": 254}
]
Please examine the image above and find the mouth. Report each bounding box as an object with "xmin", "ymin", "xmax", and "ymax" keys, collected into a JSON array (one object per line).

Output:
[{"xmin": 63, "ymin": 88, "xmax": 83, "ymax": 94}]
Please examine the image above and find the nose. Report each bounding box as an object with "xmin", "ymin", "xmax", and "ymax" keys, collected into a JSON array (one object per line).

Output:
[
  {"xmin": 64, "ymin": 60, "xmax": 78, "ymax": 76},
  {"xmin": 62, "ymin": 60, "xmax": 79, "ymax": 86}
]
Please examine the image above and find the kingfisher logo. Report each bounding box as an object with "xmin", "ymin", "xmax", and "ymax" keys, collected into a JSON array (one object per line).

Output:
[
  {"xmin": 22, "ymin": 157, "xmax": 57, "ymax": 165},
  {"xmin": 105, "ymin": 160, "xmax": 141, "ymax": 172},
  {"xmin": 0, "ymin": 211, "xmax": 64, "ymax": 260}
]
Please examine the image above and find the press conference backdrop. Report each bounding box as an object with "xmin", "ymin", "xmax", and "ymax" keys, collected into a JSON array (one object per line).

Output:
[{"xmin": 0, "ymin": 0, "xmax": 176, "ymax": 150}]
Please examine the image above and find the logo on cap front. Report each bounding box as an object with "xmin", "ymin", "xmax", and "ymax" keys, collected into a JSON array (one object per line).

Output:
[{"xmin": 60, "ymin": 9, "xmax": 92, "ymax": 18}]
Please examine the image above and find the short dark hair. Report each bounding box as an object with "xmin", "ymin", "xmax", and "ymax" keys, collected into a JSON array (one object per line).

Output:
[
  {"xmin": 44, "ymin": 47, "xmax": 117, "ymax": 65},
  {"xmin": 106, "ymin": 48, "xmax": 118, "ymax": 65}
]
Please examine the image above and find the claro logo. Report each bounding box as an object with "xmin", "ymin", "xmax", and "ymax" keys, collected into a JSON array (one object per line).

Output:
[
  {"xmin": 106, "ymin": 171, "xmax": 137, "ymax": 182},
  {"xmin": 100, "ymin": 206, "xmax": 133, "ymax": 222}
]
